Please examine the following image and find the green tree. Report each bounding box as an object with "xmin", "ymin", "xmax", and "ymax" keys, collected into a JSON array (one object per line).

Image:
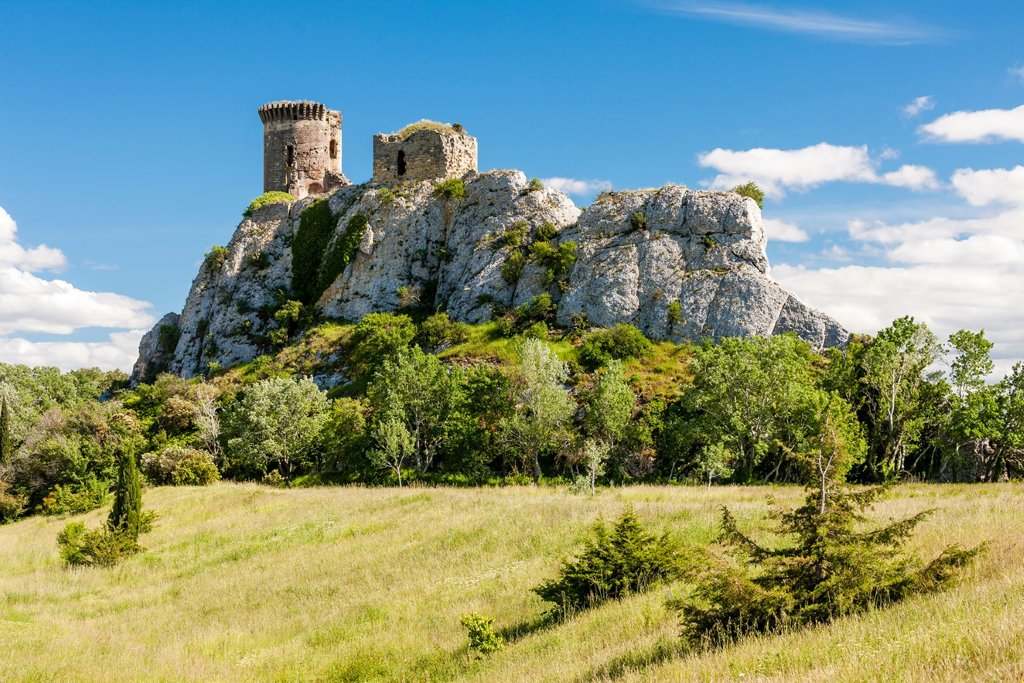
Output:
[
  {"xmin": 680, "ymin": 394, "xmax": 980, "ymax": 648},
  {"xmin": 948, "ymin": 329, "xmax": 994, "ymax": 400},
  {"xmin": 348, "ymin": 313, "xmax": 416, "ymax": 381},
  {"xmin": 862, "ymin": 316, "xmax": 941, "ymax": 479},
  {"xmin": 319, "ymin": 398, "xmax": 368, "ymax": 475},
  {"xmin": 108, "ymin": 450, "xmax": 143, "ymax": 541},
  {"xmin": 583, "ymin": 360, "xmax": 635, "ymax": 448},
  {"xmin": 579, "ymin": 439, "xmax": 610, "ymax": 495},
  {"xmin": 673, "ymin": 335, "xmax": 821, "ymax": 482},
  {"xmin": 367, "ymin": 347, "xmax": 463, "ymax": 475},
  {"xmin": 0, "ymin": 395, "xmax": 11, "ymax": 466},
  {"xmin": 500, "ymin": 339, "xmax": 574, "ymax": 482},
  {"xmin": 370, "ymin": 417, "xmax": 415, "ymax": 486},
  {"xmin": 224, "ymin": 377, "xmax": 329, "ymax": 478}
]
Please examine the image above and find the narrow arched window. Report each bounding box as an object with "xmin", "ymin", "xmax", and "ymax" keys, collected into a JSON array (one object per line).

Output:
[
  {"xmin": 286, "ymin": 145, "xmax": 295, "ymax": 166},
  {"xmin": 329, "ymin": 139, "xmax": 338, "ymax": 160},
  {"xmin": 397, "ymin": 150, "xmax": 406, "ymax": 177}
]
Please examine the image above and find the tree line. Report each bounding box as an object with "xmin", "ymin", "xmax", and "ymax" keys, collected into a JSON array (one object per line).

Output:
[{"xmin": 2, "ymin": 311, "xmax": 1022, "ymax": 523}]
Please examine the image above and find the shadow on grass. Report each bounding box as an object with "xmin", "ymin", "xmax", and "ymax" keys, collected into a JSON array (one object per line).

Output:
[
  {"xmin": 576, "ymin": 636, "xmax": 686, "ymax": 682},
  {"xmin": 497, "ymin": 611, "xmax": 558, "ymax": 644}
]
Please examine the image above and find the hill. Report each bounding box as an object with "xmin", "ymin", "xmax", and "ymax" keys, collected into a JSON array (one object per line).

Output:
[
  {"xmin": 132, "ymin": 174, "xmax": 847, "ymax": 382},
  {"xmin": 1, "ymin": 483, "xmax": 1021, "ymax": 681}
]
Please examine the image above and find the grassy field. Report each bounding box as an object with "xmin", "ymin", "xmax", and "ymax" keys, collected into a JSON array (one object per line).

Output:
[{"xmin": 1, "ymin": 483, "xmax": 1022, "ymax": 681}]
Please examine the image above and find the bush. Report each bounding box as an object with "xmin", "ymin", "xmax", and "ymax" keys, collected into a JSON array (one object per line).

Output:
[
  {"xmin": 501, "ymin": 250, "xmax": 527, "ymax": 284},
  {"xmin": 579, "ymin": 324, "xmax": 653, "ymax": 369},
  {"xmin": 40, "ymin": 477, "xmax": 108, "ymax": 516},
  {"xmin": 666, "ymin": 300, "xmax": 684, "ymax": 331},
  {"xmin": 243, "ymin": 191, "xmax": 294, "ymax": 218},
  {"xmin": 349, "ymin": 313, "xmax": 417, "ymax": 380},
  {"xmin": 525, "ymin": 177, "xmax": 544, "ymax": 193},
  {"xmin": 534, "ymin": 510, "xmax": 683, "ymax": 618},
  {"xmin": 534, "ymin": 221, "xmax": 557, "ymax": 241},
  {"xmin": 630, "ymin": 212, "xmax": 647, "ymax": 231},
  {"xmin": 0, "ymin": 482, "xmax": 26, "ymax": 522},
  {"xmin": 731, "ymin": 181, "xmax": 764, "ymax": 208},
  {"xmin": 460, "ymin": 612, "xmax": 504, "ymax": 656},
  {"xmin": 141, "ymin": 446, "xmax": 220, "ymax": 486},
  {"xmin": 433, "ymin": 178, "xmax": 466, "ymax": 202},
  {"xmin": 496, "ymin": 294, "xmax": 557, "ymax": 337},
  {"xmin": 417, "ymin": 313, "xmax": 470, "ymax": 349},
  {"xmin": 157, "ymin": 323, "xmax": 180, "ymax": 356},
  {"xmin": 57, "ymin": 522, "xmax": 141, "ymax": 568},
  {"xmin": 204, "ymin": 245, "xmax": 230, "ymax": 272}
]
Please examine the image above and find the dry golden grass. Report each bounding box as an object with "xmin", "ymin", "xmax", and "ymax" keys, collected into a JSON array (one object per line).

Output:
[{"xmin": 0, "ymin": 483, "xmax": 1021, "ymax": 681}]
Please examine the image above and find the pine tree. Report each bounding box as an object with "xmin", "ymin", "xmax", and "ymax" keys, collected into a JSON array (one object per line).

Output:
[
  {"xmin": 0, "ymin": 397, "xmax": 11, "ymax": 466},
  {"xmin": 108, "ymin": 449, "xmax": 143, "ymax": 540},
  {"xmin": 680, "ymin": 395, "xmax": 983, "ymax": 648}
]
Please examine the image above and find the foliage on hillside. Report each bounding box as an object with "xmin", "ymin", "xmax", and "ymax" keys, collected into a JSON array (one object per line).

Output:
[{"xmin": 2, "ymin": 311, "xmax": 1024, "ymax": 527}]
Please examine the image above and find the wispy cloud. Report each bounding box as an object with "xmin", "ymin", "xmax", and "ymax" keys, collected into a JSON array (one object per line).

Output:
[
  {"xmin": 1009, "ymin": 65, "xmax": 1024, "ymax": 85},
  {"xmin": 903, "ymin": 95, "xmax": 935, "ymax": 118},
  {"xmin": 655, "ymin": 2, "xmax": 950, "ymax": 45},
  {"xmin": 541, "ymin": 177, "xmax": 613, "ymax": 196}
]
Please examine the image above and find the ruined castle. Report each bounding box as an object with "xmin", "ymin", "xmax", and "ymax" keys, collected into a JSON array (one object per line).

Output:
[{"xmin": 258, "ymin": 100, "xmax": 478, "ymax": 198}]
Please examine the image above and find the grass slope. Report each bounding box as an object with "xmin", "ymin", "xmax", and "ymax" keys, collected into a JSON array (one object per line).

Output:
[{"xmin": 1, "ymin": 484, "xmax": 1022, "ymax": 681}]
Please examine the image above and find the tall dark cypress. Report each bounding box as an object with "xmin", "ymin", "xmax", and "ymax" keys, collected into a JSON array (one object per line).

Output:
[
  {"xmin": 0, "ymin": 397, "xmax": 11, "ymax": 466},
  {"xmin": 108, "ymin": 449, "xmax": 143, "ymax": 540}
]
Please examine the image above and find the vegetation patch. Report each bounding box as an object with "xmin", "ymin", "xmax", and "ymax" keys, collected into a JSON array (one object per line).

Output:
[
  {"xmin": 731, "ymin": 181, "xmax": 764, "ymax": 208},
  {"xmin": 396, "ymin": 119, "xmax": 461, "ymax": 139},
  {"xmin": 316, "ymin": 213, "xmax": 368, "ymax": 299},
  {"xmin": 243, "ymin": 191, "xmax": 294, "ymax": 218},
  {"xmin": 291, "ymin": 199, "xmax": 337, "ymax": 304}
]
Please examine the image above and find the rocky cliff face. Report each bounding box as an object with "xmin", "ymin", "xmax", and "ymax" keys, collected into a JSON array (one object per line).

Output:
[{"xmin": 131, "ymin": 170, "xmax": 847, "ymax": 382}]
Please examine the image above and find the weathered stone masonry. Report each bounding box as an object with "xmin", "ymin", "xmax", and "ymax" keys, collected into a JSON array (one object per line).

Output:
[
  {"xmin": 372, "ymin": 127, "xmax": 478, "ymax": 183},
  {"xmin": 259, "ymin": 101, "xmax": 350, "ymax": 199}
]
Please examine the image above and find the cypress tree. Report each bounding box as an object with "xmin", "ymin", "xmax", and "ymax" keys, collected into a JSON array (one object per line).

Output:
[
  {"xmin": 0, "ymin": 397, "xmax": 11, "ymax": 465},
  {"xmin": 108, "ymin": 448, "xmax": 143, "ymax": 540}
]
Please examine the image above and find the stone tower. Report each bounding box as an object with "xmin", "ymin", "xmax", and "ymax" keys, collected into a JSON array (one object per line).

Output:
[
  {"xmin": 372, "ymin": 122, "xmax": 477, "ymax": 184},
  {"xmin": 258, "ymin": 100, "xmax": 349, "ymax": 199}
]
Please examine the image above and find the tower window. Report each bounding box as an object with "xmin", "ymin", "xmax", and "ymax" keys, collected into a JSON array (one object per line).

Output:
[
  {"xmin": 329, "ymin": 139, "xmax": 338, "ymax": 160},
  {"xmin": 397, "ymin": 150, "xmax": 406, "ymax": 177},
  {"xmin": 286, "ymin": 145, "xmax": 295, "ymax": 166}
]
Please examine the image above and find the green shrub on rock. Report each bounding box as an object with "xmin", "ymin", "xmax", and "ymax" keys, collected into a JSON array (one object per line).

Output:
[
  {"xmin": 243, "ymin": 191, "xmax": 294, "ymax": 218},
  {"xmin": 579, "ymin": 324, "xmax": 652, "ymax": 369}
]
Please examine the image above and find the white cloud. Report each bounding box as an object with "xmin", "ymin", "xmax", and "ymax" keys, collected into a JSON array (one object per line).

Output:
[
  {"xmin": 773, "ymin": 165, "xmax": 1024, "ymax": 377},
  {"xmin": 0, "ymin": 206, "xmax": 66, "ymax": 272},
  {"xmin": 1009, "ymin": 65, "xmax": 1024, "ymax": 85},
  {"xmin": 0, "ymin": 205, "xmax": 154, "ymax": 371},
  {"xmin": 698, "ymin": 143, "xmax": 940, "ymax": 197},
  {"xmin": 919, "ymin": 104, "xmax": 1024, "ymax": 143},
  {"xmin": 658, "ymin": 2, "xmax": 947, "ymax": 44},
  {"xmin": 762, "ymin": 218, "xmax": 809, "ymax": 242},
  {"xmin": 0, "ymin": 331, "xmax": 146, "ymax": 373},
  {"xmin": 880, "ymin": 164, "xmax": 941, "ymax": 191},
  {"xmin": 903, "ymin": 95, "xmax": 935, "ymax": 117},
  {"xmin": 951, "ymin": 166, "xmax": 1024, "ymax": 206},
  {"xmin": 541, "ymin": 177, "xmax": 613, "ymax": 196}
]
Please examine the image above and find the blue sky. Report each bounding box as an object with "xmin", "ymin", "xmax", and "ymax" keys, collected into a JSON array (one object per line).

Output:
[{"xmin": 1, "ymin": 0, "xmax": 1023, "ymax": 373}]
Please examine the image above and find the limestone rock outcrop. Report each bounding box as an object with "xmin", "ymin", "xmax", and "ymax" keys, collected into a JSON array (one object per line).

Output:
[{"xmin": 132, "ymin": 171, "xmax": 847, "ymax": 382}]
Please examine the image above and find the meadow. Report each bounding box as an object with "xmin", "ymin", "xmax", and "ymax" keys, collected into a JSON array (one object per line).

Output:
[{"xmin": 1, "ymin": 483, "xmax": 1021, "ymax": 681}]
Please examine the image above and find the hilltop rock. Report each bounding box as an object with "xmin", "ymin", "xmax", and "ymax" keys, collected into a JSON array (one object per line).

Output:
[{"xmin": 132, "ymin": 172, "xmax": 848, "ymax": 382}]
